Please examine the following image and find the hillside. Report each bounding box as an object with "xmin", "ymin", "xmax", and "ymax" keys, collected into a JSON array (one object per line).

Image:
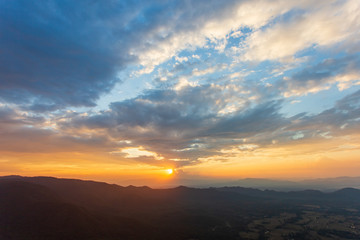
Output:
[{"xmin": 1, "ymin": 176, "xmax": 360, "ymax": 240}]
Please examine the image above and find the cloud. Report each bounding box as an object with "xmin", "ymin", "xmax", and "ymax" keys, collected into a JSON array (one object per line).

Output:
[
  {"xmin": 2, "ymin": 0, "xmax": 358, "ymax": 112},
  {"xmin": 280, "ymin": 55, "xmax": 360, "ymax": 97},
  {"xmin": 0, "ymin": 0, "xmax": 251, "ymax": 108},
  {"xmin": 0, "ymin": 0, "xmax": 137, "ymax": 110},
  {"xmin": 1, "ymin": 0, "xmax": 360, "ymax": 173},
  {"xmin": 131, "ymin": 0, "xmax": 310, "ymax": 73},
  {"xmin": 0, "ymin": 105, "xmax": 120, "ymax": 153},
  {"xmin": 1, "ymin": 86, "xmax": 360, "ymax": 169},
  {"xmin": 241, "ymin": 0, "xmax": 360, "ymax": 62},
  {"xmin": 58, "ymin": 85, "xmax": 285, "ymax": 164},
  {"xmin": 285, "ymin": 90, "xmax": 360, "ymax": 137},
  {"xmin": 0, "ymin": 106, "xmax": 45, "ymax": 126}
]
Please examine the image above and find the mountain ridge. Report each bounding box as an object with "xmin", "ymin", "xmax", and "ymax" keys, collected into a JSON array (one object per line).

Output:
[{"xmin": 1, "ymin": 175, "xmax": 360, "ymax": 239}]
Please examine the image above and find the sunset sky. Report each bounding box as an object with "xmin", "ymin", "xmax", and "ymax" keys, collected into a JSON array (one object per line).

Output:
[{"xmin": 1, "ymin": 0, "xmax": 360, "ymax": 186}]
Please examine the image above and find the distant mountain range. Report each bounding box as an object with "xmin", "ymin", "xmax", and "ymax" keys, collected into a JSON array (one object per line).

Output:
[
  {"xmin": 208, "ymin": 176, "xmax": 360, "ymax": 191},
  {"xmin": 1, "ymin": 175, "xmax": 360, "ymax": 239},
  {"xmin": 120, "ymin": 175, "xmax": 360, "ymax": 191}
]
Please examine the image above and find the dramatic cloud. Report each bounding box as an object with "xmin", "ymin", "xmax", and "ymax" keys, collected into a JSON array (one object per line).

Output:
[
  {"xmin": 2, "ymin": 0, "xmax": 359, "ymax": 109},
  {"xmin": 1, "ymin": 0, "xmax": 360, "ymax": 179},
  {"xmin": 55, "ymin": 86, "xmax": 360, "ymax": 168},
  {"xmin": 0, "ymin": 0, "xmax": 137, "ymax": 109}
]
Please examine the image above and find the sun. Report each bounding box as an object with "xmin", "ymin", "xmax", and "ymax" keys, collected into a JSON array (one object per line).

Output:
[{"xmin": 166, "ymin": 168, "xmax": 174, "ymax": 174}]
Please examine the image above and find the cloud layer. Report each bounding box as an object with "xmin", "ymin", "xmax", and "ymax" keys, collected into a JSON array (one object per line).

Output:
[{"xmin": 1, "ymin": 0, "xmax": 360, "ymax": 177}]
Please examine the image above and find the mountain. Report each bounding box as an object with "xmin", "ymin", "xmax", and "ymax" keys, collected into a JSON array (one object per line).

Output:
[
  {"xmin": 214, "ymin": 178, "xmax": 300, "ymax": 191},
  {"xmin": 1, "ymin": 176, "xmax": 360, "ymax": 240},
  {"xmin": 116, "ymin": 175, "xmax": 360, "ymax": 191},
  {"xmin": 206, "ymin": 177, "xmax": 360, "ymax": 191},
  {"xmin": 0, "ymin": 179, "xmax": 159, "ymax": 240},
  {"xmin": 299, "ymin": 176, "xmax": 360, "ymax": 191}
]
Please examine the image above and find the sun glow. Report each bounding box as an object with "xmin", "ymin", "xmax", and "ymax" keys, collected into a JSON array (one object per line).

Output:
[{"xmin": 166, "ymin": 169, "xmax": 174, "ymax": 174}]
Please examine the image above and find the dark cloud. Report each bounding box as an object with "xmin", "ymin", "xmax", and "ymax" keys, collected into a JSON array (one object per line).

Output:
[
  {"xmin": 0, "ymin": 125, "xmax": 119, "ymax": 153},
  {"xmin": 58, "ymin": 86, "xmax": 360, "ymax": 166},
  {"xmin": 283, "ymin": 89, "xmax": 360, "ymax": 139},
  {"xmin": 0, "ymin": 0, "xmax": 241, "ymax": 111},
  {"xmin": 1, "ymin": 86, "xmax": 360, "ymax": 167},
  {"xmin": 336, "ymin": 89, "xmax": 360, "ymax": 111},
  {"xmin": 317, "ymin": 89, "xmax": 360, "ymax": 127},
  {"xmin": 0, "ymin": 106, "xmax": 121, "ymax": 153},
  {"xmin": 279, "ymin": 55, "xmax": 360, "ymax": 95},
  {"xmin": 0, "ymin": 0, "xmax": 145, "ymax": 110},
  {"xmin": 61, "ymin": 85, "xmax": 285, "ymax": 163},
  {"xmin": 206, "ymin": 100, "xmax": 285, "ymax": 137},
  {"xmin": 1, "ymin": 0, "xmax": 360, "ymax": 169},
  {"xmin": 0, "ymin": 106, "xmax": 45, "ymax": 126}
]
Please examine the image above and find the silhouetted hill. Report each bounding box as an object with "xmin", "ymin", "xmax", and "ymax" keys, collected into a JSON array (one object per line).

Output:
[
  {"xmin": 331, "ymin": 187, "xmax": 360, "ymax": 200},
  {"xmin": 1, "ymin": 176, "xmax": 360, "ymax": 240},
  {"xmin": 139, "ymin": 176, "xmax": 360, "ymax": 191},
  {"xmin": 218, "ymin": 178, "xmax": 299, "ymax": 191},
  {"xmin": 0, "ymin": 179, "xmax": 163, "ymax": 240},
  {"xmin": 213, "ymin": 177, "xmax": 360, "ymax": 191}
]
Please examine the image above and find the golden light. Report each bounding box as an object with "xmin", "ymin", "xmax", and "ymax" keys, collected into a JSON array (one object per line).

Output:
[{"xmin": 166, "ymin": 168, "xmax": 174, "ymax": 174}]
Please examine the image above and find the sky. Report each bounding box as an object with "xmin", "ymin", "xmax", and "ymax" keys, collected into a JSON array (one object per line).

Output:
[{"xmin": 1, "ymin": 0, "xmax": 360, "ymax": 186}]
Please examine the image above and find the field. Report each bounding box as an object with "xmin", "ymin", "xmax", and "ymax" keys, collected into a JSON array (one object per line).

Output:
[{"xmin": 238, "ymin": 206, "xmax": 360, "ymax": 239}]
